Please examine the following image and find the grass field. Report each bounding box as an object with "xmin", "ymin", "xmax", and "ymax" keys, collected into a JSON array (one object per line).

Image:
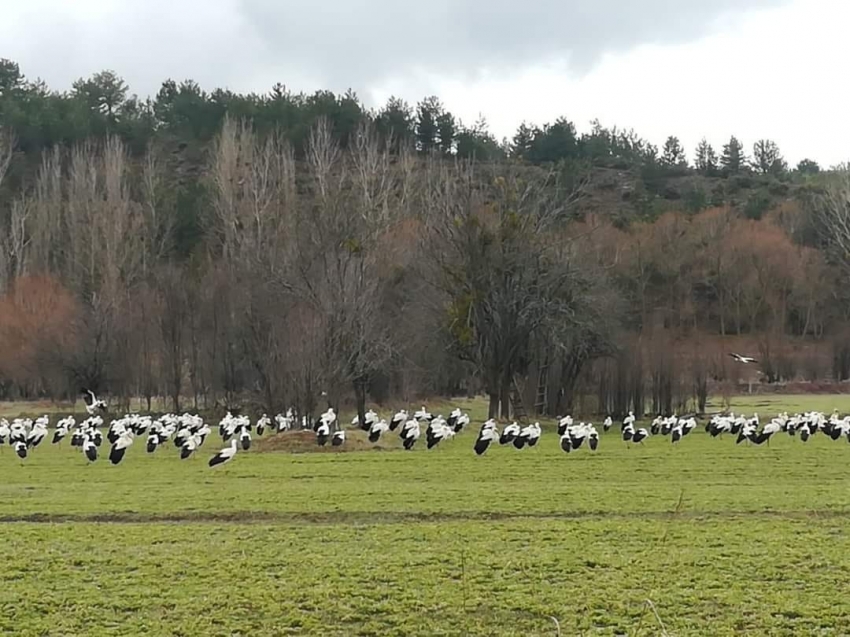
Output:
[{"xmin": 3, "ymin": 395, "xmax": 850, "ymax": 636}]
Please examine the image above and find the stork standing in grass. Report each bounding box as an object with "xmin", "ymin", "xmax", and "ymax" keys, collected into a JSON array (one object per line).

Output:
[
  {"xmin": 368, "ymin": 419, "xmax": 389, "ymax": 443},
  {"xmin": 82, "ymin": 436, "xmax": 98, "ymax": 463},
  {"xmin": 109, "ymin": 430, "xmax": 134, "ymax": 465},
  {"xmin": 474, "ymin": 420, "xmax": 499, "ymax": 456},
  {"xmin": 316, "ymin": 421, "xmax": 330, "ymax": 446},
  {"xmin": 314, "ymin": 408, "xmax": 336, "ymax": 432},
  {"xmin": 209, "ymin": 439, "xmax": 238, "ymax": 468},
  {"xmin": 389, "ymin": 409, "xmax": 408, "ymax": 432},
  {"xmin": 499, "ymin": 422, "xmax": 521, "ymax": 445},
  {"xmin": 622, "ymin": 411, "xmax": 635, "ymax": 432},
  {"xmin": 400, "ymin": 419, "xmax": 420, "ymax": 450},
  {"xmin": 256, "ymin": 414, "xmax": 270, "ymax": 437}
]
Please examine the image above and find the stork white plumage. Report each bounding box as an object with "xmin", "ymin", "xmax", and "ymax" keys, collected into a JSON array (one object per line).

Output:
[
  {"xmin": 352, "ymin": 409, "xmax": 379, "ymax": 431},
  {"xmin": 499, "ymin": 422, "xmax": 521, "ymax": 445},
  {"xmin": 737, "ymin": 421, "xmax": 758, "ymax": 445},
  {"xmin": 109, "ymin": 430, "xmax": 134, "ymax": 465},
  {"xmin": 758, "ymin": 420, "xmax": 782, "ymax": 445},
  {"xmin": 83, "ymin": 389, "xmax": 107, "ymax": 416},
  {"xmin": 26, "ymin": 418, "xmax": 48, "ymax": 448},
  {"xmin": 631, "ymin": 428, "xmax": 649, "ymax": 444},
  {"xmin": 83, "ymin": 437, "xmax": 98, "ymax": 463},
  {"xmin": 474, "ymin": 420, "xmax": 498, "ymax": 456},
  {"xmin": 567, "ymin": 422, "xmax": 599, "ymax": 451},
  {"xmin": 256, "ymin": 414, "xmax": 270, "ymax": 436},
  {"xmin": 413, "ymin": 406, "xmax": 433, "ymax": 422},
  {"xmin": 53, "ymin": 416, "xmax": 74, "ymax": 444},
  {"xmin": 316, "ymin": 422, "xmax": 330, "ymax": 446},
  {"xmin": 209, "ymin": 439, "xmax": 238, "ymax": 468},
  {"xmin": 389, "ymin": 409, "xmax": 408, "ymax": 431},
  {"xmin": 239, "ymin": 428, "xmax": 252, "ymax": 451},
  {"xmin": 368, "ymin": 419, "xmax": 389, "ymax": 443},
  {"xmin": 400, "ymin": 419, "xmax": 420, "ymax": 450},
  {"xmin": 452, "ymin": 412, "xmax": 470, "ymax": 433},
  {"xmin": 513, "ymin": 422, "xmax": 541, "ymax": 449},
  {"xmin": 0, "ymin": 419, "xmax": 10, "ymax": 446},
  {"xmin": 275, "ymin": 412, "xmax": 293, "ymax": 433},
  {"xmin": 426, "ymin": 417, "xmax": 455, "ymax": 449},
  {"xmin": 729, "ymin": 353, "xmax": 758, "ymax": 364},
  {"xmin": 315, "ymin": 408, "xmax": 336, "ymax": 432},
  {"xmin": 180, "ymin": 434, "xmax": 200, "ymax": 459},
  {"xmin": 146, "ymin": 431, "xmax": 161, "ymax": 453}
]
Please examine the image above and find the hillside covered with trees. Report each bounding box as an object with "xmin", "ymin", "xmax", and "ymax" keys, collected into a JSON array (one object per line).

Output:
[{"xmin": 1, "ymin": 58, "xmax": 849, "ymax": 420}]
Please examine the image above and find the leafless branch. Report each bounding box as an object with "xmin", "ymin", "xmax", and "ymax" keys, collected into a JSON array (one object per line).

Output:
[{"xmin": 0, "ymin": 128, "xmax": 14, "ymax": 189}]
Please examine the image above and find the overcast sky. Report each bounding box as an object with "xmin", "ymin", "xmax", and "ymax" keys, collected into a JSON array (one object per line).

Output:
[{"xmin": 2, "ymin": 0, "xmax": 847, "ymax": 165}]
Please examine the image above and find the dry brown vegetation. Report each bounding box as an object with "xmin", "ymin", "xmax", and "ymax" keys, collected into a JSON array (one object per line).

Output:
[
  {"xmin": 0, "ymin": 119, "xmax": 849, "ymax": 419},
  {"xmin": 255, "ymin": 429, "xmax": 399, "ymax": 454}
]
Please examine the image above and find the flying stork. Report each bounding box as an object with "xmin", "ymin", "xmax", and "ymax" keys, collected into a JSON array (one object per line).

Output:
[{"xmin": 729, "ymin": 353, "xmax": 758, "ymax": 364}]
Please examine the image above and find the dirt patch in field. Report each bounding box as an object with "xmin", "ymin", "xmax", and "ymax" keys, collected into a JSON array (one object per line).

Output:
[
  {"xmin": 254, "ymin": 429, "xmax": 401, "ymax": 454},
  {"xmin": 2, "ymin": 508, "xmax": 849, "ymax": 526}
]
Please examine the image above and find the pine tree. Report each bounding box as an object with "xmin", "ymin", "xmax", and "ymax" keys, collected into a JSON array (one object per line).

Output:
[
  {"xmin": 375, "ymin": 96, "xmax": 414, "ymax": 150},
  {"xmin": 694, "ymin": 138, "xmax": 717, "ymax": 175},
  {"xmin": 720, "ymin": 136, "xmax": 746, "ymax": 175},
  {"xmin": 415, "ymin": 96, "xmax": 442, "ymax": 153},
  {"xmin": 510, "ymin": 122, "xmax": 534, "ymax": 159},
  {"xmin": 796, "ymin": 158, "xmax": 821, "ymax": 175},
  {"xmin": 526, "ymin": 117, "xmax": 578, "ymax": 164},
  {"xmin": 661, "ymin": 136, "xmax": 687, "ymax": 167},
  {"xmin": 436, "ymin": 110, "xmax": 456, "ymax": 156},
  {"xmin": 72, "ymin": 70, "xmax": 128, "ymax": 118},
  {"xmin": 456, "ymin": 116, "xmax": 505, "ymax": 161},
  {"xmin": 581, "ymin": 119, "xmax": 612, "ymax": 161}
]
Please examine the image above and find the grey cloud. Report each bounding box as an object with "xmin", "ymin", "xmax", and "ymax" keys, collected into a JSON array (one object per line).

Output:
[
  {"xmin": 238, "ymin": 0, "xmax": 790, "ymax": 88},
  {"xmin": 4, "ymin": 0, "xmax": 790, "ymax": 99}
]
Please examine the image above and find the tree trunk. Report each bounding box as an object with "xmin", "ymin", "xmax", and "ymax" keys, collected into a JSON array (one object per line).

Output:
[
  {"xmin": 171, "ymin": 375, "xmax": 180, "ymax": 413},
  {"xmin": 354, "ymin": 376, "xmax": 367, "ymax": 432},
  {"xmin": 304, "ymin": 376, "xmax": 316, "ymax": 429},
  {"xmin": 264, "ymin": 379, "xmax": 274, "ymax": 419},
  {"xmin": 488, "ymin": 392, "xmax": 499, "ymax": 419},
  {"xmin": 500, "ymin": 376, "xmax": 511, "ymax": 421},
  {"xmin": 802, "ymin": 304, "xmax": 812, "ymax": 338},
  {"xmin": 559, "ymin": 355, "xmax": 584, "ymax": 416},
  {"xmin": 735, "ymin": 297, "xmax": 742, "ymax": 335},
  {"xmin": 171, "ymin": 346, "xmax": 181, "ymax": 412}
]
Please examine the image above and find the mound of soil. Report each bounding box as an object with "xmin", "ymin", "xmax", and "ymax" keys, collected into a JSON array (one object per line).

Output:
[{"xmin": 255, "ymin": 429, "xmax": 402, "ymax": 454}]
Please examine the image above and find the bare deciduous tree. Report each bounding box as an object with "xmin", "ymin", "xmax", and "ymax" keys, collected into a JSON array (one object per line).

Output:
[
  {"xmin": 813, "ymin": 170, "xmax": 850, "ymax": 271},
  {"xmin": 208, "ymin": 116, "xmax": 299, "ymax": 413},
  {"xmin": 291, "ymin": 118, "xmax": 408, "ymax": 424},
  {"xmin": 422, "ymin": 160, "xmax": 601, "ymax": 419},
  {"xmin": 61, "ymin": 138, "xmax": 144, "ymax": 397},
  {"xmin": 157, "ymin": 265, "xmax": 188, "ymax": 411},
  {"xmin": 30, "ymin": 147, "xmax": 63, "ymax": 274},
  {"xmin": 140, "ymin": 144, "xmax": 175, "ymax": 273},
  {"xmin": 0, "ymin": 129, "xmax": 17, "ymax": 290},
  {"xmin": 0, "ymin": 129, "xmax": 13, "ymax": 183}
]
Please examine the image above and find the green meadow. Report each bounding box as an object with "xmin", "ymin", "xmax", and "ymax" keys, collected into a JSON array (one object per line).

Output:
[{"xmin": 2, "ymin": 394, "xmax": 850, "ymax": 636}]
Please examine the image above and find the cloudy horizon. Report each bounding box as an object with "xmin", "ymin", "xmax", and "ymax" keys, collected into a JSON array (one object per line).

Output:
[{"xmin": 2, "ymin": 0, "xmax": 847, "ymax": 165}]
